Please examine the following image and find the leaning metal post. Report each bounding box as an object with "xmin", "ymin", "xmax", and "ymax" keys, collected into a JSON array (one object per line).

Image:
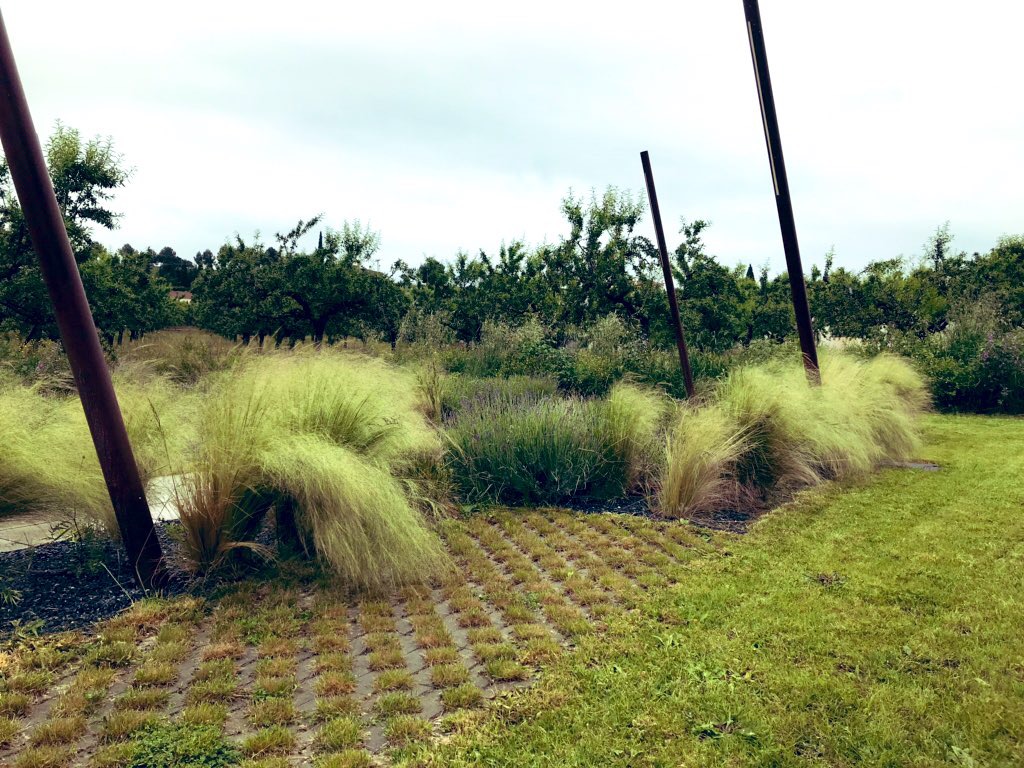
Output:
[
  {"xmin": 742, "ymin": 0, "xmax": 821, "ymax": 384},
  {"xmin": 640, "ymin": 150, "xmax": 696, "ymax": 399},
  {"xmin": 0, "ymin": 11, "xmax": 165, "ymax": 588}
]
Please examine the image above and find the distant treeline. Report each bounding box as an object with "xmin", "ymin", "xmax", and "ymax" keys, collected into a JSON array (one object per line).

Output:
[{"xmin": 2, "ymin": 126, "xmax": 1021, "ymax": 411}]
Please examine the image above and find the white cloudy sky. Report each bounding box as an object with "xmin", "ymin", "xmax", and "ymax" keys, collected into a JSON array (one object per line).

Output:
[{"xmin": 3, "ymin": 1, "xmax": 1021, "ymax": 273}]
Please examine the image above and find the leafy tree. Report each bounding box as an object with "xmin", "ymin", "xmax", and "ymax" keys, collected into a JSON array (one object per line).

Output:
[
  {"xmin": 280, "ymin": 219, "xmax": 381, "ymax": 345},
  {"xmin": 151, "ymin": 246, "xmax": 198, "ymax": 290},
  {"xmin": 549, "ymin": 189, "xmax": 659, "ymax": 331},
  {"xmin": 0, "ymin": 125, "xmax": 128, "ymax": 339},
  {"xmin": 672, "ymin": 220, "xmax": 746, "ymax": 352}
]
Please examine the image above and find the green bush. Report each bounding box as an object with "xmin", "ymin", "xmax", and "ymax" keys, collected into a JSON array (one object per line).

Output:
[
  {"xmin": 446, "ymin": 382, "xmax": 666, "ymax": 506},
  {"xmin": 896, "ymin": 326, "xmax": 1024, "ymax": 414}
]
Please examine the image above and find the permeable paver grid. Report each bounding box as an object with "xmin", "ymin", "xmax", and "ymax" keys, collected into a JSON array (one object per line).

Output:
[{"xmin": 0, "ymin": 510, "xmax": 711, "ymax": 766}]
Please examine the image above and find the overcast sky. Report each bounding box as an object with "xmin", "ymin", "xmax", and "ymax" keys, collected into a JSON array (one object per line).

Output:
[{"xmin": 4, "ymin": 1, "xmax": 1021, "ymax": 274}]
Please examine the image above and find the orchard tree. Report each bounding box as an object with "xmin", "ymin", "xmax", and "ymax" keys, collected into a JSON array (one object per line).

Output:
[
  {"xmin": 279, "ymin": 218, "xmax": 382, "ymax": 345},
  {"xmin": 0, "ymin": 124, "xmax": 128, "ymax": 339}
]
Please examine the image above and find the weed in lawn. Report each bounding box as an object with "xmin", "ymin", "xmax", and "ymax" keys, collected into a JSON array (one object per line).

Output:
[
  {"xmin": 192, "ymin": 659, "xmax": 234, "ymax": 682},
  {"xmin": 312, "ymin": 634, "xmax": 350, "ymax": 654},
  {"xmin": 362, "ymin": 632, "xmax": 400, "ymax": 653},
  {"xmin": 186, "ymin": 677, "xmax": 236, "ymax": 705},
  {"xmin": 0, "ymin": 715, "xmax": 19, "ymax": 746},
  {"xmin": 12, "ymin": 745, "xmax": 74, "ymax": 768},
  {"xmin": 314, "ymin": 716, "xmax": 363, "ymax": 752},
  {"xmin": 99, "ymin": 710, "xmax": 159, "ymax": 743},
  {"xmin": 239, "ymin": 759, "xmax": 289, "ymax": 768},
  {"xmin": 383, "ymin": 715, "xmax": 432, "ymax": 746},
  {"xmin": 367, "ymin": 648, "xmax": 405, "ymax": 671},
  {"xmin": 471, "ymin": 642, "xmax": 516, "ymax": 663},
  {"xmin": 180, "ymin": 703, "xmax": 229, "ymax": 727},
  {"xmin": 254, "ymin": 657, "xmax": 294, "ymax": 678},
  {"xmin": 313, "ymin": 750, "xmax": 374, "ymax": 768},
  {"xmin": 133, "ymin": 660, "xmax": 177, "ymax": 687},
  {"xmin": 440, "ymin": 684, "xmax": 484, "ymax": 711},
  {"xmin": 89, "ymin": 742, "xmax": 136, "ymax": 768},
  {"xmin": 430, "ymin": 663, "xmax": 470, "ymax": 688},
  {"xmin": 257, "ymin": 637, "xmax": 299, "ymax": 658},
  {"xmin": 129, "ymin": 722, "xmax": 239, "ymax": 767},
  {"xmin": 484, "ymin": 659, "xmax": 530, "ymax": 682},
  {"xmin": 465, "ymin": 627, "xmax": 503, "ymax": 645},
  {"xmin": 253, "ymin": 675, "xmax": 296, "ymax": 698},
  {"xmin": 314, "ymin": 653, "xmax": 352, "ymax": 675},
  {"xmin": 520, "ymin": 637, "xmax": 563, "ymax": 665},
  {"xmin": 29, "ymin": 716, "xmax": 86, "ymax": 746},
  {"xmin": 83, "ymin": 642, "xmax": 134, "ymax": 668},
  {"xmin": 200, "ymin": 641, "xmax": 243, "ymax": 661},
  {"xmin": 0, "ymin": 691, "xmax": 31, "ymax": 717},
  {"xmin": 374, "ymin": 692, "xmax": 421, "ymax": 719},
  {"xmin": 248, "ymin": 698, "xmax": 296, "ymax": 727},
  {"xmin": 423, "ymin": 647, "xmax": 460, "ymax": 666},
  {"xmin": 313, "ymin": 696, "xmax": 360, "ymax": 722},
  {"xmin": 241, "ymin": 726, "xmax": 295, "ymax": 757},
  {"xmin": 149, "ymin": 641, "xmax": 190, "ymax": 665},
  {"xmin": 113, "ymin": 687, "xmax": 169, "ymax": 712},
  {"xmin": 5, "ymin": 669, "xmax": 52, "ymax": 693},
  {"xmin": 373, "ymin": 669, "xmax": 414, "ymax": 692}
]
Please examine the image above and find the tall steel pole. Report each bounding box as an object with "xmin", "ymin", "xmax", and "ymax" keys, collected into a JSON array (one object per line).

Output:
[
  {"xmin": 742, "ymin": 0, "xmax": 820, "ymax": 384},
  {"xmin": 0, "ymin": 11, "xmax": 165, "ymax": 588},
  {"xmin": 640, "ymin": 151, "xmax": 696, "ymax": 399}
]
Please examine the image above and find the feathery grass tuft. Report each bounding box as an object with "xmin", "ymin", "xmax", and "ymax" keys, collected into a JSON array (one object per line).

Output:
[
  {"xmin": 659, "ymin": 353, "xmax": 927, "ymax": 518},
  {"xmin": 175, "ymin": 351, "xmax": 450, "ymax": 589}
]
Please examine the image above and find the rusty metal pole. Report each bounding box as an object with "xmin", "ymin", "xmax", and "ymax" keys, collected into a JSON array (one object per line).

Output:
[
  {"xmin": 742, "ymin": 0, "xmax": 821, "ymax": 384},
  {"xmin": 640, "ymin": 150, "xmax": 696, "ymax": 399},
  {"xmin": 0, "ymin": 11, "xmax": 165, "ymax": 588}
]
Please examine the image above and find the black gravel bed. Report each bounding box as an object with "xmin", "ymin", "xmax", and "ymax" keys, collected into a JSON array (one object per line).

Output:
[
  {"xmin": 0, "ymin": 522, "xmax": 192, "ymax": 635},
  {"xmin": 557, "ymin": 495, "xmax": 758, "ymax": 532}
]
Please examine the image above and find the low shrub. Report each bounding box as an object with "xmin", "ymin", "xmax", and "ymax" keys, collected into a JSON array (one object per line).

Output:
[
  {"xmin": 658, "ymin": 353, "xmax": 928, "ymax": 518},
  {"xmin": 446, "ymin": 382, "xmax": 666, "ymax": 506}
]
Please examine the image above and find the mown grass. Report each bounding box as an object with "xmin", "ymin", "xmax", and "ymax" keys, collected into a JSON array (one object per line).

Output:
[{"xmin": 421, "ymin": 415, "xmax": 1024, "ymax": 766}]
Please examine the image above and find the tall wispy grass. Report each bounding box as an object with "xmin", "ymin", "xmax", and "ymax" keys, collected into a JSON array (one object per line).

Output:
[
  {"xmin": 658, "ymin": 354, "xmax": 928, "ymax": 518},
  {"xmin": 0, "ymin": 373, "xmax": 191, "ymax": 532},
  {"xmin": 175, "ymin": 351, "xmax": 450, "ymax": 590}
]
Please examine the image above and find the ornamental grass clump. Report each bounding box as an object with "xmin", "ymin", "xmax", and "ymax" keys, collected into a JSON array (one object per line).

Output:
[
  {"xmin": 176, "ymin": 350, "xmax": 450, "ymax": 590},
  {"xmin": 0, "ymin": 374, "xmax": 190, "ymax": 531},
  {"xmin": 658, "ymin": 353, "xmax": 928, "ymax": 518},
  {"xmin": 446, "ymin": 382, "xmax": 666, "ymax": 506}
]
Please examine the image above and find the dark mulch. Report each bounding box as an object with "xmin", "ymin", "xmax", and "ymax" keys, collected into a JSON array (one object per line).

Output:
[
  {"xmin": 0, "ymin": 522, "xmax": 192, "ymax": 635},
  {"xmin": 559, "ymin": 495, "xmax": 652, "ymax": 517}
]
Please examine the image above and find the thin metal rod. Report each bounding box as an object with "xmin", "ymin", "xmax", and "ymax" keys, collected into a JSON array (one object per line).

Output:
[
  {"xmin": 0, "ymin": 11, "xmax": 165, "ymax": 588},
  {"xmin": 640, "ymin": 150, "xmax": 696, "ymax": 399},
  {"xmin": 742, "ymin": 0, "xmax": 821, "ymax": 384}
]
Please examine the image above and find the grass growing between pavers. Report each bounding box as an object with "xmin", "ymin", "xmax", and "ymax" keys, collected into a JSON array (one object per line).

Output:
[
  {"xmin": 4, "ymin": 415, "xmax": 1019, "ymax": 766},
  {"xmin": 418, "ymin": 415, "xmax": 1024, "ymax": 767}
]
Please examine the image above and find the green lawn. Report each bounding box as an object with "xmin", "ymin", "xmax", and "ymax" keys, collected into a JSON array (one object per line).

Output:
[{"xmin": 422, "ymin": 415, "xmax": 1024, "ymax": 767}]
